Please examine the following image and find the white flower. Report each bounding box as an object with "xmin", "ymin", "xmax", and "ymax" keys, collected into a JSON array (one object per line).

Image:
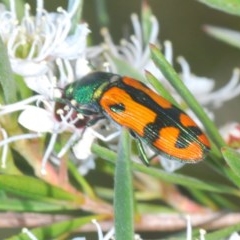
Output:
[
  {"xmin": 160, "ymin": 155, "xmax": 185, "ymax": 172},
  {"xmin": 72, "ymin": 123, "xmax": 120, "ymax": 175},
  {"xmin": 72, "ymin": 128, "xmax": 96, "ymax": 175},
  {"xmin": 229, "ymin": 232, "xmax": 240, "ymax": 240},
  {"xmin": 0, "ymin": 0, "xmax": 94, "ymax": 175},
  {"xmin": 53, "ymin": 22, "xmax": 90, "ymax": 60},
  {"xmin": 12, "ymin": 88, "xmax": 119, "ymax": 175},
  {"xmin": 3, "ymin": 97, "xmax": 83, "ymax": 174},
  {"xmin": 75, "ymin": 58, "xmax": 92, "ymax": 79},
  {"xmin": 178, "ymin": 57, "xmax": 240, "ymax": 109},
  {"xmin": 19, "ymin": 105, "xmax": 57, "ymax": 132},
  {"xmin": 24, "ymin": 58, "xmax": 75, "ymax": 96},
  {"xmin": 0, "ymin": 56, "xmax": 82, "ymax": 173},
  {"xmin": 17, "ymin": 92, "xmax": 95, "ymax": 175},
  {"xmin": 0, "ymin": 0, "xmax": 90, "ymax": 77},
  {"xmin": 101, "ymin": 10, "xmax": 159, "ymax": 74}
]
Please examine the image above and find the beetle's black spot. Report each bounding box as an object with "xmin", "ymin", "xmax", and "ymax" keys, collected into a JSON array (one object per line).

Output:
[
  {"xmin": 175, "ymin": 132, "xmax": 190, "ymax": 149},
  {"xmin": 109, "ymin": 103, "xmax": 125, "ymax": 113},
  {"xmin": 143, "ymin": 121, "xmax": 164, "ymax": 144},
  {"xmin": 174, "ymin": 126, "xmax": 202, "ymax": 149}
]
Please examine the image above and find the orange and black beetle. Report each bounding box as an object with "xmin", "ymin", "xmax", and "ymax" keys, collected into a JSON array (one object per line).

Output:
[{"xmin": 59, "ymin": 71, "xmax": 210, "ymax": 165}]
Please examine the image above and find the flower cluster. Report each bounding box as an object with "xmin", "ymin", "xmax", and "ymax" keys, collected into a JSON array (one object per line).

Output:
[
  {"xmin": 0, "ymin": 0, "xmax": 93, "ymax": 174},
  {"xmin": 0, "ymin": 0, "xmax": 240, "ymax": 175}
]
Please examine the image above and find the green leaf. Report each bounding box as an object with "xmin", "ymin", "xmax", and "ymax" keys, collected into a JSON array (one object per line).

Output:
[
  {"xmin": 189, "ymin": 189, "xmax": 219, "ymax": 209},
  {"xmin": 134, "ymin": 162, "xmax": 240, "ymax": 196},
  {"xmin": 7, "ymin": 215, "xmax": 106, "ymax": 240},
  {"xmin": 198, "ymin": 0, "xmax": 240, "ymax": 16},
  {"xmin": 145, "ymin": 70, "xmax": 179, "ymax": 106},
  {"xmin": 114, "ymin": 128, "xmax": 134, "ymax": 240},
  {"xmin": 204, "ymin": 223, "xmax": 240, "ymax": 240},
  {"xmin": 150, "ymin": 44, "xmax": 225, "ymax": 149},
  {"xmin": 15, "ymin": 74, "xmax": 32, "ymax": 100},
  {"xmin": 204, "ymin": 25, "xmax": 240, "ymax": 49},
  {"xmin": 68, "ymin": 160, "xmax": 96, "ymax": 198},
  {"xmin": 209, "ymin": 192, "xmax": 240, "ymax": 210},
  {"xmin": 92, "ymin": 144, "xmax": 240, "ymax": 197},
  {"xmin": 141, "ymin": 1, "xmax": 154, "ymax": 45},
  {"xmin": 0, "ymin": 198, "xmax": 78, "ymax": 212},
  {"xmin": 0, "ymin": 38, "xmax": 18, "ymax": 104},
  {"xmin": 0, "ymin": 175, "xmax": 82, "ymax": 203},
  {"xmin": 190, "ymin": 188, "xmax": 239, "ymax": 210},
  {"xmin": 0, "ymin": 145, "xmax": 22, "ymax": 175},
  {"xmin": 222, "ymin": 146, "xmax": 240, "ymax": 177}
]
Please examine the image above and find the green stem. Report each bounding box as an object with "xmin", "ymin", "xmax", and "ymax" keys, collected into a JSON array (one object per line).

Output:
[
  {"xmin": 114, "ymin": 128, "xmax": 134, "ymax": 240},
  {"xmin": 91, "ymin": 144, "xmax": 240, "ymax": 197}
]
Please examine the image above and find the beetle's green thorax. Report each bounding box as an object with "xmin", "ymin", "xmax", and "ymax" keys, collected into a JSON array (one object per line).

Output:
[{"xmin": 64, "ymin": 72, "xmax": 120, "ymax": 106}]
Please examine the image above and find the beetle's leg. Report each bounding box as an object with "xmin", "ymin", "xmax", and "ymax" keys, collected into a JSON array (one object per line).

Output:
[
  {"xmin": 87, "ymin": 116, "xmax": 105, "ymax": 126},
  {"xmin": 76, "ymin": 108, "xmax": 99, "ymax": 116},
  {"xmin": 136, "ymin": 137, "xmax": 150, "ymax": 166},
  {"xmin": 130, "ymin": 131, "xmax": 150, "ymax": 166},
  {"xmin": 149, "ymin": 153, "xmax": 158, "ymax": 161}
]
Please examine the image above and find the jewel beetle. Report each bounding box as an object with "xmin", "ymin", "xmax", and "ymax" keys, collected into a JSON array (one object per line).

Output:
[{"xmin": 58, "ymin": 71, "xmax": 210, "ymax": 165}]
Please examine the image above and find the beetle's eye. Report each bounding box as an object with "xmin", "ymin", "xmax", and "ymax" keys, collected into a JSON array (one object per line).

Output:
[{"xmin": 109, "ymin": 103, "xmax": 125, "ymax": 113}]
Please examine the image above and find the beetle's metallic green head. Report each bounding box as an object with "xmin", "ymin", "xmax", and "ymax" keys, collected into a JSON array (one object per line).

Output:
[{"xmin": 61, "ymin": 71, "xmax": 120, "ymax": 113}]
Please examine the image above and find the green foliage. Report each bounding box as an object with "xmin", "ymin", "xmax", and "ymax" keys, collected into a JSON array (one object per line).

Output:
[
  {"xmin": 0, "ymin": 38, "xmax": 18, "ymax": 104},
  {"xmin": 6, "ymin": 215, "xmax": 105, "ymax": 240},
  {"xmin": 198, "ymin": 0, "xmax": 240, "ymax": 16},
  {"xmin": 0, "ymin": 175, "xmax": 82, "ymax": 202},
  {"xmin": 114, "ymin": 128, "xmax": 134, "ymax": 240},
  {"xmin": 222, "ymin": 147, "xmax": 240, "ymax": 177},
  {"xmin": 204, "ymin": 25, "xmax": 240, "ymax": 49}
]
